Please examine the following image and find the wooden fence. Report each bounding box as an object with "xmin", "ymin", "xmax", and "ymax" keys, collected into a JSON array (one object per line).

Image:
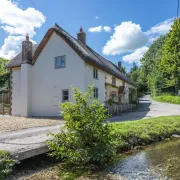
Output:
[
  {"xmin": 0, "ymin": 92, "xmax": 10, "ymax": 115},
  {"xmin": 105, "ymin": 103, "xmax": 137, "ymax": 115}
]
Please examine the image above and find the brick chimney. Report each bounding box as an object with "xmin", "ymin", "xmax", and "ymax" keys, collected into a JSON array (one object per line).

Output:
[
  {"xmin": 77, "ymin": 27, "xmax": 86, "ymax": 44},
  {"xmin": 22, "ymin": 34, "xmax": 33, "ymax": 64},
  {"xmin": 118, "ymin": 61, "xmax": 121, "ymax": 69}
]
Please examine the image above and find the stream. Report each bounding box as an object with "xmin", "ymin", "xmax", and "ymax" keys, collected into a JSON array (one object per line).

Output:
[
  {"xmin": 109, "ymin": 139, "xmax": 180, "ymax": 180},
  {"xmin": 9, "ymin": 139, "xmax": 180, "ymax": 180}
]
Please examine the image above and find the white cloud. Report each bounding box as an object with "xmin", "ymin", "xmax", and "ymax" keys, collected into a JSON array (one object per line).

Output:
[
  {"xmin": 0, "ymin": 36, "xmax": 36, "ymax": 59},
  {"xmin": 122, "ymin": 46, "xmax": 149, "ymax": 63},
  {"xmin": 101, "ymin": 18, "xmax": 174, "ymax": 64},
  {"xmin": 88, "ymin": 26, "xmax": 112, "ymax": 33},
  {"xmin": 102, "ymin": 21, "xmax": 148, "ymax": 55},
  {"xmin": 0, "ymin": 0, "xmax": 45, "ymax": 59},
  {"xmin": 147, "ymin": 18, "xmax": 174, "ymax": 35},
  {"xmin": 95, "ymin": 16, "xmax": 99, "ymax": 20},
  {"xmin": 103, "ymin": 26, "xmax": 111, "ymax": 32},
  {"xmin": 88, "ymin": 26, "xmax": 103, "ymax": 32},
  {"xmin": 146, "ymin": 18, "xmax": 174, "ymax": 42}
]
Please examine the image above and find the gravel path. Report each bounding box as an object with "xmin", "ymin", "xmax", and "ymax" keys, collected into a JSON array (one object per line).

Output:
[
  {"xmin": 108, "ymin": 95, "xmax": 180, "ymax": 122},
  {"xmin": 0, "ymin": 115, "xmax": 63, "ymax": 133}
]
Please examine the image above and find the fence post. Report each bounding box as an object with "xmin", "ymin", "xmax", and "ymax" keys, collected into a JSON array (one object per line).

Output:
[{"xmin": 2, "ymin": 93, "xmax": 4, "ymax": 115}]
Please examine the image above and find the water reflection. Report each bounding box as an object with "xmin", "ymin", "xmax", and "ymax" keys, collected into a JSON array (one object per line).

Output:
[{"xmin": 110, "ymin": 139, "xmax": 180, "ymax": 180}]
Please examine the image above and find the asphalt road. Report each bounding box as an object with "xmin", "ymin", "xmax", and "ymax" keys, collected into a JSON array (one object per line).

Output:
[{"xmin": 108, "ymin": 95, "xmax": 180, "ymax": 122}]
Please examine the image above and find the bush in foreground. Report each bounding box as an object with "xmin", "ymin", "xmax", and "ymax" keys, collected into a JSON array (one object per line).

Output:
[
  {"xmin": 112, "ymin": 116, "xmax": 180, "ymax": 152},
  {"xmin": 153, "ymin": 95, "xmax": 180, "ymax": 104},
  {"xmin": 0, "ymin": 150, "xmax": 17, "ymax": 179},
  {"xmin": 31, "ymin": 116, "xmax": 180, "ymax": 180},
  {"xmin": 47, "ymin": 86, "xmax": 115, "ymax": 165}
]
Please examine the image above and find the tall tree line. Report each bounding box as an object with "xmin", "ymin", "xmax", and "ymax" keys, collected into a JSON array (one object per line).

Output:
[{"xmin": 129, "ymin": 18, "xmax": 180, "ymax": 96}]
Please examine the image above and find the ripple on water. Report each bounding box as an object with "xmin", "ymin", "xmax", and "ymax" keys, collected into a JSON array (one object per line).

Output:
[{"xmin": 109, "ymin": 139, "xmax": 180, "ymax": 180}]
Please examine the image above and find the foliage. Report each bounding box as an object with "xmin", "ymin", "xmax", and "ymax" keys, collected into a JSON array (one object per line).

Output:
[
  {"xmin": 128, "ymin": 62, "xmax": 148, "ymax": 95},
  {"xmin": 0, "ymin": 150, "xmax": 17, "ymax": 179},
  {"xmin": 0, "ymin": 58, "xmax": 10, "ymax": 88},
  {"xmin": 47, "ymin": 86, "xmax": 116, "ymax": 165},
  {"xmin": 112, "ymin": 116, "xmax": 180, "ymax": 152},
  {"xmin": 129, "ymin": 88, "xmax": 137, "ymax": 103},
  {"xmin": 140, "ymin": 35, "xmax": 166, "ymax": 96},
  {"xmin": 153, "ymin": 95, "xmax": 180, "ymax": 104},
  {"xmin": 159, "ymin": 18, "xmax": 180, "ymax": 92},
  {"xmin": 138, "ymin": 18, "xmax": 180, "ymax": 96},
  {"xmin": 121, "ymin": 66, "xmax": 127, "ymax": 75}
]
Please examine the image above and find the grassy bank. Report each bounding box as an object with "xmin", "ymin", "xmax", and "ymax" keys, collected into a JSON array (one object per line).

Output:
[
  {"xmin": 112, "ymin": 116, "xmax": 180, "ymax": 152},
  {"xmin": 153, "ymin": 95, "xmax": 180, "ymax": 104},
  {"xmin": 17, "ymin": 116, "xmax": 180, "ymax": 180}
]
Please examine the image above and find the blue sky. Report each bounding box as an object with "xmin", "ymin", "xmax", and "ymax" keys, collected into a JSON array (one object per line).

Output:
[{"xmin": 0, "ymin": 0, "xmax": 177, "ymax": 71}]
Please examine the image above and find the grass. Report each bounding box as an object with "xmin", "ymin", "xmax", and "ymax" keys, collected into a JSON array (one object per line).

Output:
[
  {"xmin": 19, "ymin": 116, "xmax": 180, "ymax": 180},
  {"xmin": 112, "ymin": 116, "xmax": 180, "ymax": 152},
  {"xmin": 153, "ymin": 95, "xmax": 180, "ymax": 104}
]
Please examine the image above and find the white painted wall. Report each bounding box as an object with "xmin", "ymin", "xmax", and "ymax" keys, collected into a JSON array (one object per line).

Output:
[
  {"xmin": 21, "ymin": 64, "xmax": 32, "ymax": 116},
  {"xmin": 30, "ymin": 32, "xmax": 85, "ymax": 116},
  {"xmin": 11, "ymin": 32, "xmax": 136, "ymax": 117},
  {"xmin": 84, "ymin": 64, "xmax": 105, "ymax": 103},
  {"xmin": 12, "ymin": 68, "xmax": 22, "ymax": 116}
]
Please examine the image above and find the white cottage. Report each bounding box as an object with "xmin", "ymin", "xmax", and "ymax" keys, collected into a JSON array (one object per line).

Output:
[{"xmin": 6, "ymin": 24, "xmax": 136, "ymax": 117}]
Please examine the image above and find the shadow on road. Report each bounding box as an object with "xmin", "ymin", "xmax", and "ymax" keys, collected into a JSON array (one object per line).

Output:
[{"xmin": 108, "ymin": 96, "xmax": 152, "ymax": 123}]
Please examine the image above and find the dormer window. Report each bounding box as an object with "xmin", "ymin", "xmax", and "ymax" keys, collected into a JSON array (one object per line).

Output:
[
  {"xmin": 55, "ymin": 56, "xmax": 66, "ymax": 69},
  {"xmin": 112, "ymin": 77, "xmax": 116, "ymax": 86},
  {"xmin": 93, "ymin": 68, "xmax": 98, "ymax": 79}
]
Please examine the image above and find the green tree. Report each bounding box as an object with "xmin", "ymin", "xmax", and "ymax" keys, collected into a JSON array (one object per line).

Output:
[
  {"xmin": 0, "ymin": 58, "xmax": 10, "ymax": 88},
  {"xmin": 160, "ymin": 18, "xmax": 180, "ymax": 93},
  {"xmin": 128, "ymin": 63, "xmax": 147, "ymax": 95},
  {"xmin": 140, "ymin": 35, "xmax": 166, "ymax": 95},
  {"xmin": 47, "ymin": 86, "xmax": 115, "ymax": 165},
  {"xmin": 121, "ymin": 66, "xmax": 127, "ymax": 74}
]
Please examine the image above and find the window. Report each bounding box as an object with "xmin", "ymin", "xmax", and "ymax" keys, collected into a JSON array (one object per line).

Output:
[
  {"xmin": 94, "ymin": 87, "xmax": 98, "ymax": 98},
  {"xmin": 112, "ymin": 77, "xmax": 116, "ymax": 85},
  {"xmin": 93, "ymin": 68, "xmax": 98, "ymax": 79},
  {"xmin": 55, "ymin": 56, "xmax": 66, "ymax": 69},
  {"xmin": 62, "ymin": 90, "xmax": 69, "ymax": 101}
]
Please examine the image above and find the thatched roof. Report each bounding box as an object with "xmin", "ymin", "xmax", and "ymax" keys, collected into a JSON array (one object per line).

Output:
[{"xmin": 6, "ymin": 24, "xmax": 136, "ymax": 86}]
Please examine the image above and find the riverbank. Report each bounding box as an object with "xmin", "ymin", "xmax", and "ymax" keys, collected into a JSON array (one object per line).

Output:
[
  {"xmin": 112, "ymin": 116, "xmax": 180, "ymax": 152},
  {"xmin": 8, "ymin": 116, "xmax": 180, "ymax": 180},
  {"xmin": 153, "ymin": 95, "xmax": 180, "ymax": 104}
]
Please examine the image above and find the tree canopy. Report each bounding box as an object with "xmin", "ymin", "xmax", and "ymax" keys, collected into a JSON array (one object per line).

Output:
[
  {"xmin": 0, "ymin": 58, "xmax": 10, "ymax": 89},
  {"xmin": 129, "ymin": 18, "xmax": 180, "ymax": 96}
]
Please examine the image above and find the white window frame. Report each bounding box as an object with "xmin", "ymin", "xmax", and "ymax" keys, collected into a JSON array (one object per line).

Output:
[
  {"xmin": 55, "ymin": 55, "xmax": 66, "ymax": 69},
  {"xmin": 94, "ymin": 87, "xmax": 98, "ymax": 98},
  {"xmin": 93, "ymin": 68, "xmax": 98, "ymax": 79},
  {"xmin": 62, "ymin": 89, "xmax": 69, "ymax": 101}
]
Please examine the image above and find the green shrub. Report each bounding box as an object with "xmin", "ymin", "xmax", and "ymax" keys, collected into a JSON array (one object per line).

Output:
[
  {"xmin": 47, "ymin": 86, "xmax": 115, "ymax": 165},
  {"xmin": 0, "ymin": 150, "xmax": 17, "ymax": 179},
  {"xmin": 153, "ymin": 95, "xmax": 180, "ymax": 104}
]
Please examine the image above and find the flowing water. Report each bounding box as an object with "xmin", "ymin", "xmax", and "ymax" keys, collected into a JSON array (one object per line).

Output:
[
  {"xmin": 9, "ymin": 139, "xmax": 180, "ymax": 180},
  {"xmin": 109, "ymin": 139, "xmax": 180, "ymax": 180}
]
